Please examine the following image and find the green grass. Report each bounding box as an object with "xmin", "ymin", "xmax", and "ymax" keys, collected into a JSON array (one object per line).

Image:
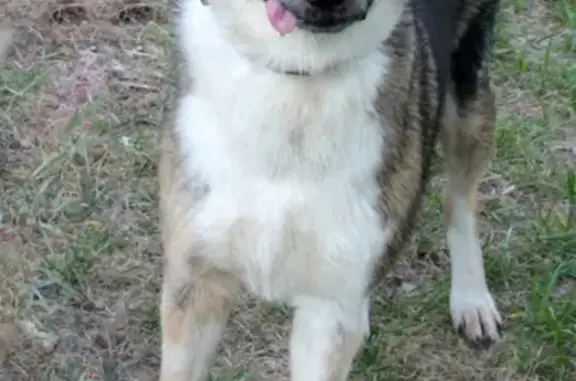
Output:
[{"xmin": 1, "ymin": 0, "xmax": 575, "ymax": 380}]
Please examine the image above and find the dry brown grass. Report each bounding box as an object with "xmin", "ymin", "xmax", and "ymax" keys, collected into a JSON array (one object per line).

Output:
[
  {"xmin": 1, "ymin": 0, "xmax": 575, "ymax": 380},
  {"xmin": 0, "ymin": 21, "xmax": 12, "ymax": 66}
]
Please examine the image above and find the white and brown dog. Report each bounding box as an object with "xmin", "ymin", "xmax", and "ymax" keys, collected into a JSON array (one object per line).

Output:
[{"xmin": 158, "ymin": 0, "xmax": 503, "ymax": 379}]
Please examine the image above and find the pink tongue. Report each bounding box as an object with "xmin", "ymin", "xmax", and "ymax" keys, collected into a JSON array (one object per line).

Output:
[{"xmin": 265, "ymin": 0, "xmax": 297, "ymax": 35}]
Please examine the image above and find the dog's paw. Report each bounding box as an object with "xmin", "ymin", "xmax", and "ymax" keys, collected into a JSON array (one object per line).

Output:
[{"xmin": 450, "ymin": 287, "xmax": 502, "ymax": 348}]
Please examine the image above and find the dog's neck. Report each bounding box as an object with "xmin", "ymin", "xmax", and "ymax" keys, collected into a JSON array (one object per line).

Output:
[{"xmin": 269, "ymin": 67, "xmax": 311, "ymax": 76}]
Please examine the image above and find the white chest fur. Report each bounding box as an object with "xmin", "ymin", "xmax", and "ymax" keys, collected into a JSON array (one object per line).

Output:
[{"xmin": 175, "ymin": 1, "xmax": 392, "ymax": 304}]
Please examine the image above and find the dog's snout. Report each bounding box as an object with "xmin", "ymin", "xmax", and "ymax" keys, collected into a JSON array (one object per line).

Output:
[{"xmin": 276, "ymin": 0, "xmax": 372, "ymax": 33}]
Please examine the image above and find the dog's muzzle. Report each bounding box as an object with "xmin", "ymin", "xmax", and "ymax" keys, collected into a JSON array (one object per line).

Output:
[
  {"xmin": 267, "ymin": 0, "xmax": 372, "ymax": 34},
  {"xmin": 296, "ymin": 0, "xmax": 372, "ymax": 34}
]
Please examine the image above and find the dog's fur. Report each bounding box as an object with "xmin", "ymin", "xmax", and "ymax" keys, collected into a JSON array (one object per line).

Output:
[{"xmin": 158, "ymin": 0, "xmax": 502, "ymax": 379}]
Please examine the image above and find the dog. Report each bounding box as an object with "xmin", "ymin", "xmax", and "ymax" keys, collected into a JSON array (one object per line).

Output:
[{"xmin": 158, "ymin": 0, "xmax": 503, "ymax": 379}]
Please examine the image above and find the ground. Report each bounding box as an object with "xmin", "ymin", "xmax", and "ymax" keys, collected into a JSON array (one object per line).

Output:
[{"xmin": 0, "ymin": 0, "xmax": 574, "ymax": 380}]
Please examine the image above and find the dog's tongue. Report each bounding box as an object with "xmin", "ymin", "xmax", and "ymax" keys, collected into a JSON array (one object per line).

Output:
[{"xmin": 265, "ymin": 0, "xmax": 297, "ymax": 35}]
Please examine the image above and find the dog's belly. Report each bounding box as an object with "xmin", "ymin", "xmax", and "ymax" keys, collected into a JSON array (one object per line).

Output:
[{"xmin": 191, "ymin": 178, "xmax": 386, "ymax": 303}]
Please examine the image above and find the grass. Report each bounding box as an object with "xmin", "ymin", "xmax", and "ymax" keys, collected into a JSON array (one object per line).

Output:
[{"xmin": 0, "ymin": 0, "xmax": 575, "ymax": 380}]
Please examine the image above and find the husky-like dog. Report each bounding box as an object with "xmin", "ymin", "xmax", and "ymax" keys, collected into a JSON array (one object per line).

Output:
[{"xmin": 158, "ymin": 0, "xmax": 502, "ymax": 379}]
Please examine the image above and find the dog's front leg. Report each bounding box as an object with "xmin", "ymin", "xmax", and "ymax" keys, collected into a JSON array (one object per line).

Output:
[
  {"xmin": 290, "ymin": 296, "xmax": 369, "ymax": 381},
  {"xmin": 159, "ymin": 260, "xmax": 239, "ymax": 381},
  {"xmin": 440, "ymin": 88, "xmax": 502, "ymax": 347}
]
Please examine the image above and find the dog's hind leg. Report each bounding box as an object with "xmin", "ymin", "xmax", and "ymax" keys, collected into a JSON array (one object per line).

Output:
[
  {"xmin": 290, "ymin": 296, "xmax": 369, "ymax": 381},
  {"xmin": 440, "ymin": 83, "xmax": 502, "ymax": 347}
]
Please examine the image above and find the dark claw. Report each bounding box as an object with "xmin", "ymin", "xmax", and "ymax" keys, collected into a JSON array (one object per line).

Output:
[
  {"xmin": 457, "ymin": 321, "xmax": 465, "ymax": 336},
  {"xmin": 456, "ymin": 322, "xmax": 502, "ymax": 350},
  {"xmin": 463, "ymin": 333, "xmax": 493, "ymax": 350},
  {"xmin": 468, "ymin": 338, "xmax": 483, "ymax": 350},
  {"xmin": 450, "ymin": 313, "xmax": 503, "ymax": 350},
  {"xmin": 475, "ymin": 335, "xmax": 494, "ymax": 350}
]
